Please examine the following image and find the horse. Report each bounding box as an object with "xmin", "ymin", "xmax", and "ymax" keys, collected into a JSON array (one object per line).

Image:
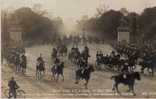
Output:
[
  {"xmin": 60, "ymin": 46, "xmax": 68, "ymax": 56},
  {"xmin": 57, "ymin": 44, "xmax": 68, "ymax": 57},
  {"xmin": 75, "ymin": 64, "xmax": 95, "ymax": 89},
  {"xmin": 68, "ymin": 48, "xmax": 80, "ymax": 64},
  {"xmin": 51, "ymin": 62, "xmax": 64, "ymax": 82},
  {"xmin": 111, "ymin": 71, "xmax": 141, "ymax": 96}
]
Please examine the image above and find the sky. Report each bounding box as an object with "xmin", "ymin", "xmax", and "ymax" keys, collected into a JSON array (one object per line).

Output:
[{"xmin": 1, "ymin": 0, "xmax": 156, "ymax": 29}]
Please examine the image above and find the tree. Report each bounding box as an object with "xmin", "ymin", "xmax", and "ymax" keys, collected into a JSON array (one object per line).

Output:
[
  {"xmin": 139, "ymin": 7, "xmax": 156, "ymax": 42},
  {"xmin": 76, "ymin": 10, "xmax": 123, "ymax": 41},
  {"xmin": 96, "ymin": 10, "xmax": 123, "ymax": 40},
  {"xmin": 11, "ymin": 7, "xmax": 62, "ymax": 44}
]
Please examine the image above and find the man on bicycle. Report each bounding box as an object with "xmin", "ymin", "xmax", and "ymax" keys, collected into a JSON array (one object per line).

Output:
[{"xmin": 8, "ymin": 77, "xmax": 19, "ymax": 98}]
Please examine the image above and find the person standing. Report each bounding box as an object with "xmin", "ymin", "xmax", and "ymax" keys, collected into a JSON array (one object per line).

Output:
[
  {"xmin": 20, "ymin": 53, "xmax": 27, "ymax": 74},
  {"xmin": 8, "ymin": 77, "xmax": 19, "ymax": 98}
]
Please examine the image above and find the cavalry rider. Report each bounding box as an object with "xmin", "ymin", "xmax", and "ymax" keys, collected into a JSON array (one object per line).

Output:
[
  {"xmin": 52, "ymin": 57, "xmax": 60, "ymax": 70},
  {"xmin": 82, "ymin": 46, "xmax": 90, "ymax": 63},
  {"xmin": 37, "ymin": 53, "xmax": 43, "ymax": 62},
  {"xmin": 36, "ymin": 53, "xmax": 45, "ymax": 73},
  {"xmin": 54, "ymin": 57, "xmax": 60, "ymax": 65},
  {"xmin": 75, "ymin": 57, "xmax": 87, "ymax": 84},
  {"xmin": 121, "ymin": 61, "xmax": 130, "ymax": 79},
  {"xmin": 8, "ymin": 77, "xmax": 19, "ymax": 98}
]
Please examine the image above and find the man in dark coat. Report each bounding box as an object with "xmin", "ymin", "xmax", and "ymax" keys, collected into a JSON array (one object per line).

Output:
[
  {"xmin": 15, "ymin": 54, "xmax": 20, "ymax": 72},
  {"xmin": 8, "ymin": 77, "xmax": 19, "ymax": 98},
  {"xmin": 20, "ymin": 53, "xmax": 27, "ymax": 74}
]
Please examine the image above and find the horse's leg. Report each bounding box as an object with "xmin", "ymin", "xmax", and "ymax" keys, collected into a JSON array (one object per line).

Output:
[
  {"xmin": 44, "ymin": 70, "xmax": 46, "ymax": 75},
  {"xmin": 75, "ymin": 75, "xmax": 79, "ymax": 84},
  {"xmin": 21, "ymin": 67, "xmax": 23, "ymax": 73},
  {"xmin": 40, "ymin": 71, "xmax": 43, "ymax": 79},
  {"xmin": 127, "ymin": 85, "xmax": 131, "ymax": 92},
  {"xmin": 38, "ymin": 71, "xmax": 40, "ymax": 80},
  {"xmin": 38, "ymin": 71, "xmax": 41, "ymax": 79},
  {"xmin": 41, "ymin": 71, "xmax": 42, "ymax": 79},
  {"xmin": 115, "ymin": 83, "xmax": 120, "ymax": 95},
  {"xmin": 40, "ymin": 71, "xmax": 42, "ymax": 79},
  {"xmin": 112, "ymin": 83, "xmax": 115, "ymax": 91},
  {"xmin": 42, "ymin": 71, "xmax": 44, "ymax": 78},
  {"xmin": 51, "ymin": 72, "xmax": 53, "ymax": 80},
  {"xmin": 36, "ymin": 70, "xmax": 37, "ymax": 80},
  {"xmin": 131, "ymin": 84, "xmax": 136, "ymax": 96},
  {"xmin": 53, "ymin": 73, "xmax": 56, "ymax": 81},
  {"xmin": 18, "ymin": 65, "xmax": 20, "ymax": 72},
  {"xmin": 141, "ymin": 66, "xmax": 145, "ymax": 73},
  {"xmin": 56, "ymin": 74, "xmax": 59, "ymax": 82},
  {"xmin": 23, "ymin": 68, "xmax": 25, "ymax": 75},
  {"xmin": 147, "ymin": 67, "xmax": 150, "ymax": 73},
  {"xmin": 37, "ymin": 71, "xmax": 39, "ymax": 80},
  {"xmin": 61, "ymin": 74, "xmax": 64, "ymax": 81},
  {"xmin": 130, "ymin": 66, "xmax": 132, "ymax": 72},
  {"xmin": 84, "ymin": 79, "xmax": 88, "ymax": 89},
  {"xmin": 16, "ymin": 65, "xmax": 18, "ymax": 73},
  {"xmin": 23, "ymin": 68, "xmax": 26, "ymax": 74},
  {"xmin": 24, "ymin": 68, "xmax": 26, "ymax": 74},
  {"xmin": 152, "ymin": 68, "xmax": 154, "ymax": 77}
]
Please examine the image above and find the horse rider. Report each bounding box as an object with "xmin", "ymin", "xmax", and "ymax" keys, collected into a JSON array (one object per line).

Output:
[
  {"xmin": 82, "ymin": 46, "xmax": 90, "ymax": 63},
  {"xmin": 8, "ymin": 77, "xmax": 19, "ymax": 98},
  {"xmin": 36, "ymin": 54, "xmax": 45, "ymax": 73},
  {"xmin": 54, "ymin": 57, "xmax": 60, "ymax": 65},
  {"xmin": 52, "ymin": 48, "xmax": 57, "ymax": 59},
  {"xmin": 57, "ymin": 62, "xmax": 65, "ymax": 81},
  {"xmin": 37, "ymin": 53, "xmax": 43, "ymax": 62},
  {"xmin": 75, "ymin": 58, "xmax": 86, "ymax": 84}
]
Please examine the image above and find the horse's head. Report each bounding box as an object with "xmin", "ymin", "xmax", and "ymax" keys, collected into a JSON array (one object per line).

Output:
[{"xmin": 134, "ymin": 72, "xmax": 141, "ymax": 80}]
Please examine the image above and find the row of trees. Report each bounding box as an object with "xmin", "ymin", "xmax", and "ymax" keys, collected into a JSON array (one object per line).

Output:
[
  {"xmin": 2, "ymin": 6, "xmax": 156, "ymax": 47},
  {"xmin": 2, "ymin": 7, "xmax": 64, "ymax": 45},
  {"xmin": 76, "ymin": 7, "xmax": 156, "ymax": 46}
]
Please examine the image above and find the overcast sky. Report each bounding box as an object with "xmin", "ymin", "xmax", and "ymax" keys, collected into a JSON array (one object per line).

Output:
[{"xmin": 1, "ymin": 0, "xmax": 156, "ymax": 26}]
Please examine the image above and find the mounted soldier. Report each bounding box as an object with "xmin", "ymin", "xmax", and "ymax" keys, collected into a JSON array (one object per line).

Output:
[
  {"xmin": 51, "ymin": 48, "xmax": 57, "ymax": 60},
  {"xmin": 81, "ymin": 46, "xmax": 90, "ymax": 64},
  {"xmin": 121, "ymin": 62, "xmax": 130, "ymax": 79},
  {"xmin": 36, "ymin": 54, "xmax": 45, "ymax": 80}
]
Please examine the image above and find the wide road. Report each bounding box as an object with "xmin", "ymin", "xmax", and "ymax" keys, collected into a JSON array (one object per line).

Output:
[{"xmin": 2, "ymin": 44, "xmax": 156, "ymax": 98}]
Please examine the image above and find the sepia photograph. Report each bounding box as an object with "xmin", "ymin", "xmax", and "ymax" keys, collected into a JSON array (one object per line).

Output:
[{"xmin": 1, "ymin": 0, "xmax": 156, "ymax": 98}]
